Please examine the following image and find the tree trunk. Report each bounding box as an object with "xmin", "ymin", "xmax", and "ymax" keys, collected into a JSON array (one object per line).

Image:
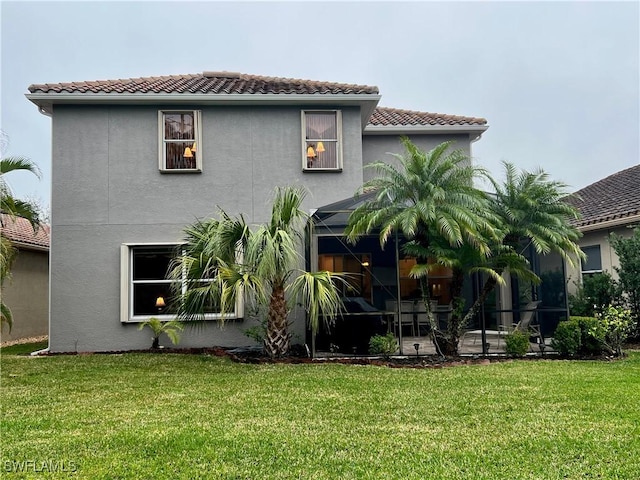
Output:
[
  {"xmin": 264, "ymin": 283, "xmax": 290, "ymax": 358},
  {"xmin": 443, "ymin": 267, "xmax": 466, "ymax": 356},
  {"xmin": 462, "ymin": 276, "xmax": 498, "ymax": 328}
]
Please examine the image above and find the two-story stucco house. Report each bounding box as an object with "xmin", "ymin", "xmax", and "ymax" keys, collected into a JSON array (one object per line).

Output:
[{"xmin": 27, "ymin": 71, "xmax": 495, "ymax": 353}]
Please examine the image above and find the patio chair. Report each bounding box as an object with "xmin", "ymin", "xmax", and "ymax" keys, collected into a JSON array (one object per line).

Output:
[
  {"xmin": 461, "ymin": 301, "xmax": 542, "ymax": 347},
  {"xmin": 413, "ymin": 300, "xmax": 436, "ymax": 336},
  {"xmin": 399, "ymin": 300, "xmax": 416, "ymax": 336}
]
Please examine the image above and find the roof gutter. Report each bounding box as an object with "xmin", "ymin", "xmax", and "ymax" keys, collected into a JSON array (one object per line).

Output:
[
  {"xmin": 364, "ymin": 124, "xmax": 488, "ymax": 141},
  {"xmin": 577, "ymin": 213, "xmax": 640, "ymax": 233}
]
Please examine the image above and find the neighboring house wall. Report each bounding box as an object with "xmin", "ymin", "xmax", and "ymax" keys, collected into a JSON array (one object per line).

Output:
[
  {"xmin": 1, "ymin": 249, "xmax": 49, "ymax": 343},
  {"xmin": 566, "ymin": 225, "xmax": 636, "ymax": 295}
]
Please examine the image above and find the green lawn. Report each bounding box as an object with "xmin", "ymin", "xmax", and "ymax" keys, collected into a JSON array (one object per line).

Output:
[{"xmin": 1, "ymin": 347, "xmax": 639, "ymax": 479}]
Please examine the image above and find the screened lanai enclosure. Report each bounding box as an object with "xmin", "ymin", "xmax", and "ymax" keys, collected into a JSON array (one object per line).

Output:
[{"xmin": 307, "ymin": 195, "xmax": 569, "ymax": 356}]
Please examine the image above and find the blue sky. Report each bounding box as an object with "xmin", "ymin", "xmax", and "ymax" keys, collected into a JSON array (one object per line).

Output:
[{"xmin": 1, "ymin": 1, "xmax": 638, "ymax": 212}]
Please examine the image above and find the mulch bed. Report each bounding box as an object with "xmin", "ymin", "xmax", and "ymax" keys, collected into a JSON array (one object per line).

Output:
[{"xmin": 26, "ymin": 344, "xmax": 629, "ymax": 368}]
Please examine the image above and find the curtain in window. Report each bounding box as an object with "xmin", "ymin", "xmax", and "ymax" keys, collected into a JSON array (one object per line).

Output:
[{"xmin": 306, "ymin": 112, "xmax": 338, "ymax": 169}]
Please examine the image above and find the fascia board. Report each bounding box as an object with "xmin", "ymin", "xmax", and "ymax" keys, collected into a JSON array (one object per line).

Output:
[
  {"xmin": 26, "ymin": 93, "xmax": 381, "ymax": 123},
  {"xmin": 11, "ymin": 241, "xmax": 49, "ymax": 253},
  {"xmin": 363, "ymin": 124, "xmax": 489, "ymax": 136}
]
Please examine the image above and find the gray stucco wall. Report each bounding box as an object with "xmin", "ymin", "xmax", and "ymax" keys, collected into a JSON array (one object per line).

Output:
[
  {"xmin": 1, "ymin": 249, "xmax": 49, "ymax": 343},
  {"xmin": 362, "ymin": 134, "xmax": 473, "ymax": 183},
  {"xmin": 48, "ymin": 104, "xmax": 365, "ymax": 352},
  {"xmin": 49, "ymin": 104, "xmax": 478, "ymax": 352}
]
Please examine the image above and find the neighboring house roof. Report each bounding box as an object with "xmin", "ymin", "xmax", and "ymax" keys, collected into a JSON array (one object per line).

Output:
[
  {"xmin": 26, "ymin": 72, "xmax": 488, "ymax": 137},
  {"xmin": 566, "ymin": 164, "xmax": 640, "ymax": 230},
  {"xmin": 0, "ymin": 214, "xmax": 50, "ymax": 252}
]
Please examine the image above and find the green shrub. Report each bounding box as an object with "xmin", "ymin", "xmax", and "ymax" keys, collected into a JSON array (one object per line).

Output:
[
  {"xmin": 368, "ymin": 333, "xmax": 399, "ymax": 356},
  {"xmin": 504, "ymin": 330, "xmax": 530, "ymax": 357},
  {"xmin": 568, "ymin": 272, "xmax": 618, "ymax": 317},
  {"xmin": 570, "ymin": 316, "xmax": 605, "ymax": 355},
  {"xmin": 552, "ymin": 320, "xmax": 581, "ymax": 356},
  {"xmin": 599, "ymin": 305, "xmax": 634, "ymax": 356}
]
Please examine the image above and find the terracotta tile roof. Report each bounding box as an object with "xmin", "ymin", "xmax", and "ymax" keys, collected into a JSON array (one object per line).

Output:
[
  {"xmin": 0, "ymin": 214, "xmax": 50, "ymax": 251},
  {"xmin": 369, "ymin": 107, "xmax": 487, "ymax": 127},
  {"xmin": 28, "ymin": 72, "xmax": 379, "ymax": 96},
  {"xmin": 566, "ymin": 164, "xmax": 640, "ymax": 228}
]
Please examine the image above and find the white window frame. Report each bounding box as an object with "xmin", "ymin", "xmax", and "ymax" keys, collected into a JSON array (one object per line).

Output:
[
  {"xmin": 120, "ymin": 243, "xmax": 243, "ymax": 323},
  {"xmin": 158, "ymin": 110, "xmax": 203, "ymax": 172},
  {"xmin": 581, "ymin": 244, "xmax": 603, "ymax": 275},
  {"xmin": 301, "ymin": 110, "xmax": 343, "ymax": 171}
]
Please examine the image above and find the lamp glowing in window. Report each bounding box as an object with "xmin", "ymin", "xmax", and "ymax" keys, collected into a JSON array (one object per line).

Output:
[{"xmin": 155, "ymin": 296, "xmax": 166, "ymax": 308}]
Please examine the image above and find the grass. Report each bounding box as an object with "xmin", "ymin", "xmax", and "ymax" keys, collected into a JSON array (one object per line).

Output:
[{"xmin": 1, "ymin": 347, "xmax": 639, "ymax": 479}]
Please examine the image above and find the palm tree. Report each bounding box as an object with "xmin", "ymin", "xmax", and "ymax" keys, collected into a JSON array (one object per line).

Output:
[
  {"xmin": 170, "ymin": 186, "xmax": 345, "ymax": 357},
  {"xmin": 138, "ymin": 317, "xmax": 184, "ymax": 349},
  {"xmin": 462, "ymin": 162, "xmax": 584, "ymax": 330},
  {"xmin": 1, "ymin": 156, "xmax": 42, "ymax": 227},
  {"xmin": 345, "ymin": 137, "xmax": 497, "ymax": 355},
  {"xmin": 1, "ymin": 148, "xmax": 42, "ymax": 332}
]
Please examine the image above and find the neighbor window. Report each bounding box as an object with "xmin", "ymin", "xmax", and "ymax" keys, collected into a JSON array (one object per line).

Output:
[
  {"xmin": 159, "ymin": 110, "xmax": 202, "ymax": 171},
  {"xmin": 120, "ymin": 243, "xmax": 241, "ymax": 322},
  {"xmin": 302, "ymin": 110, "xmax": 342, "ymax": 171},
  {"xmin": 581, "ymin": 245, "xmax": 602, "ymax": 274}
]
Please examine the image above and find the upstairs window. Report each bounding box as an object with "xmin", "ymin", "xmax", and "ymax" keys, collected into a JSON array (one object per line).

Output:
[
  {"xmin": 302, "ymin": 110, "xmax": 342, "ymax": 171},
  {"xmin": 159, "ymin": 110, "xmax": 202, "ymax": 172}
]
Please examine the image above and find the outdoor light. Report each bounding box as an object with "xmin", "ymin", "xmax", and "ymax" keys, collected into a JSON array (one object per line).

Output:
[
  {"xmin": 413, "ymin": 343, "xmax": 420, "ymax": 357},
  {"xmin": 361, "ymin": 261, "xmax": 370, "ymax": 267}
]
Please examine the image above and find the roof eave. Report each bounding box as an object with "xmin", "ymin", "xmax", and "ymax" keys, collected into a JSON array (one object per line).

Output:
[
  {"xmin": 577, "ymin": 213, "xmax": 640, "ymax": 233},
  {"xmin": 26, "ymin": 92, "xmax": 381, "ymax": 126},
  {"xmin": 363, "ymin": 124, "xmax": 489, "ymax": 141},
  {"xmin": 10, "ymin": 240, "xmax": 50, "ymax": 252}
]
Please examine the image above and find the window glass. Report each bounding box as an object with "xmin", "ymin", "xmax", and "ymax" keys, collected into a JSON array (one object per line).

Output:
[
  {"xmin": 304, "ymin": 111, "xmax": 340, "ymax": 170},
  {"xmin": 125, "ymin": 244, "xmax": 237, "ymax": 321},
  {"xmin": 131, "ymin": 246, "xmax": 176, "ymax": 316},
  {"xmin": 581, "ymin": 245, "xmax": 602, "ymax": 272},
  {"xmin": 161, "ymin": 111, "xmax": 200, "ymax": 170}
]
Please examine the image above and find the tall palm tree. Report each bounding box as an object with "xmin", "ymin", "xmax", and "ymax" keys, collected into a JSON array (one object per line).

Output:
[
  {"xmin": 170, "ymin": 186, "xmax": 345, "ymax": 357},
  {"xmin": 1, "ymin": 151, "xmax": 42, "ymax": 332},
  {"xmin": 462, "ymin": 162, "xmax": 584, "ymax": 328},
  {"xmin": 345, "ymin": 137, "xmax": 497, "ymax": 355}
]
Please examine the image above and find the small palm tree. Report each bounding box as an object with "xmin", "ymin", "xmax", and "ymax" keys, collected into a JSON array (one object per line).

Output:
[
  {"xmin": 1, "ymin": 140, "xmax": 42, "ymax": 332},
  {"xmin": 137, "ymin": 317, "xmax": 184, "ymax": 349},
  {"xmin": 345, "ymin": 137, "xmax": 497, "ymax": 355},
  {"xmin": 171, "ymin": 186, "xmax": 345, "ymax": 358}
]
